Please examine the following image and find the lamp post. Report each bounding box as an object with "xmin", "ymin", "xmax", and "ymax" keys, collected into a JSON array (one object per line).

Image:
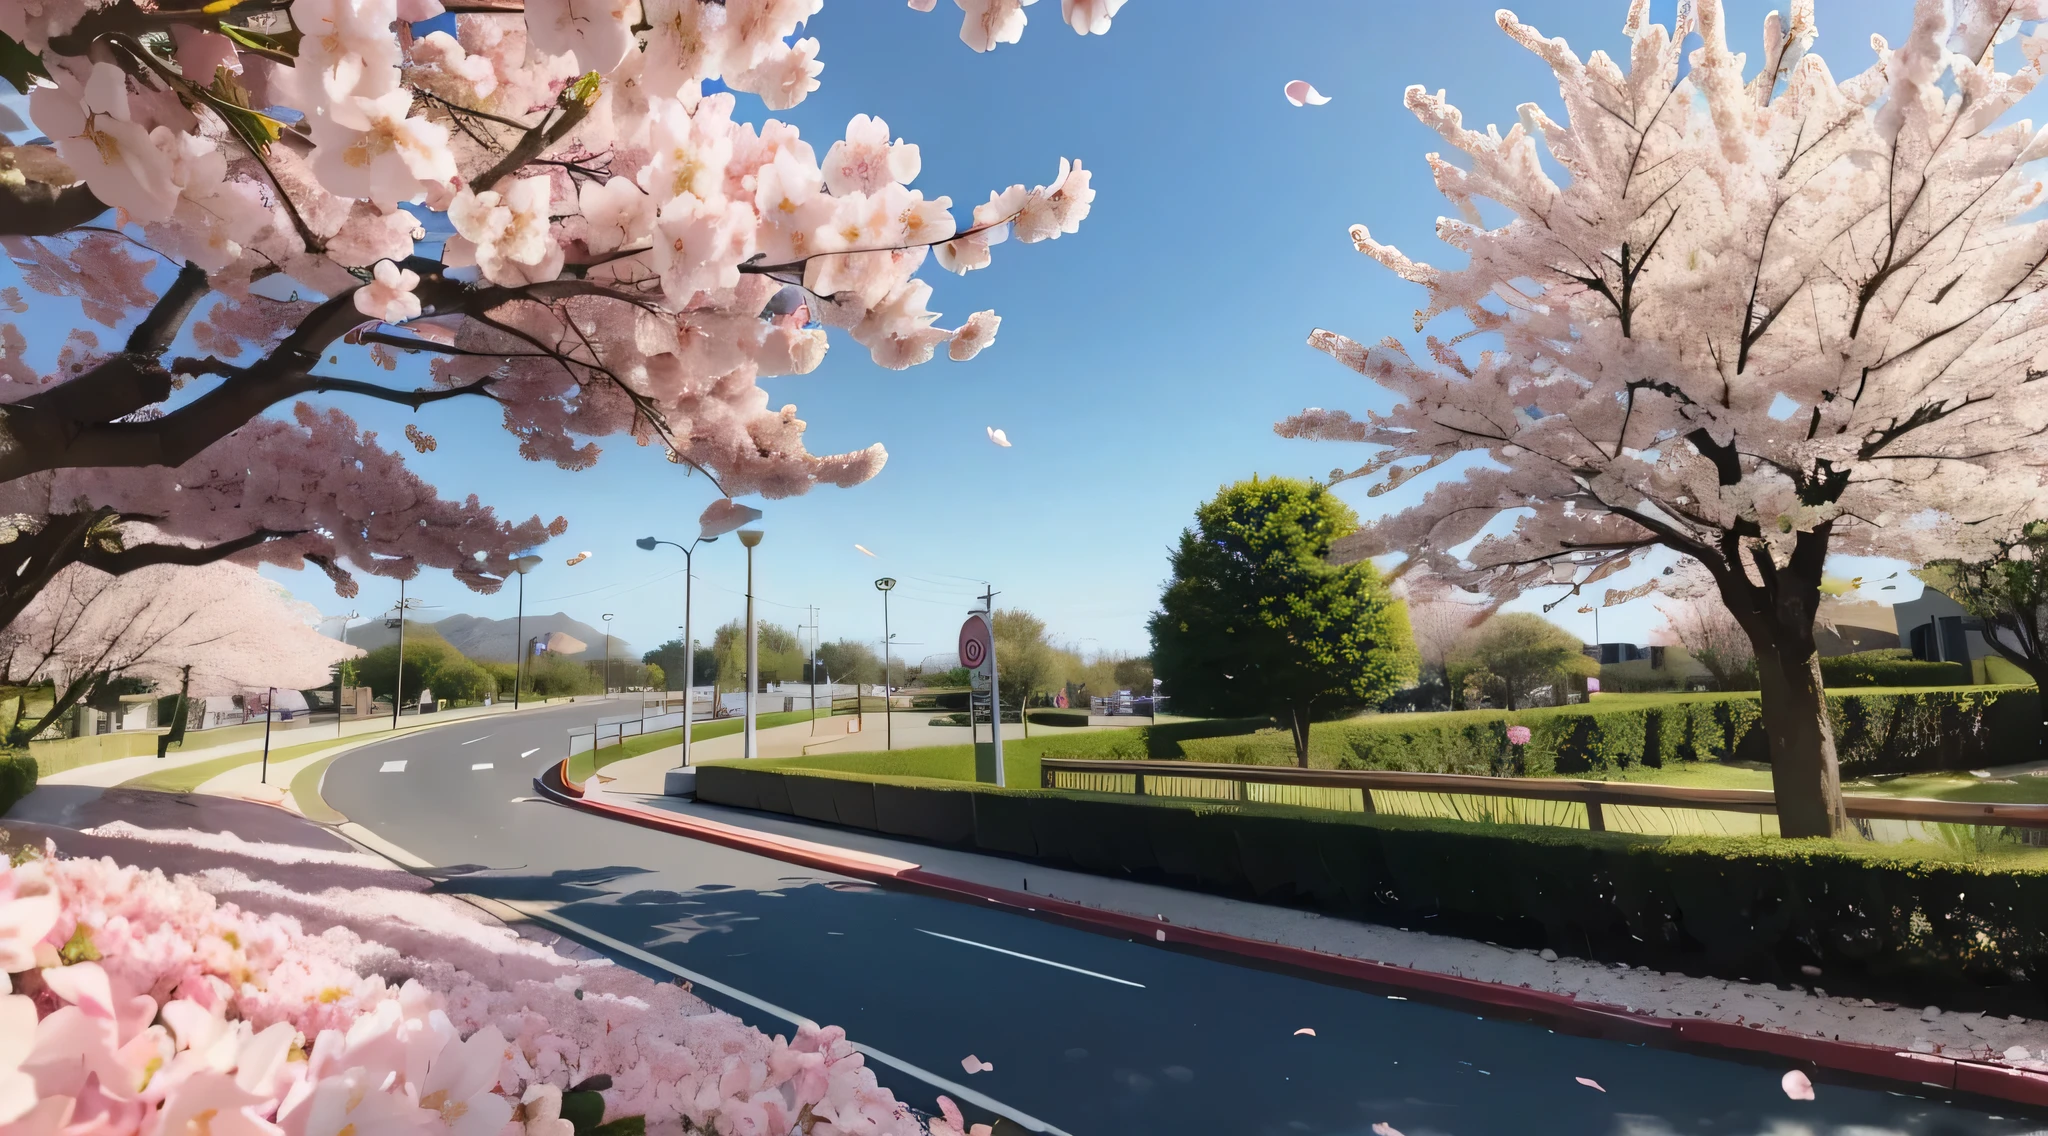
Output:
[
  {"xmin": 739, "ymin": 529, "xmax": 764, "ymax": 758},
  {"xmin": 635, "ymin": 534, "xmax": 719, "ymax": 770},
  {"xmin": 326, "ymin": 611, "xmax": 358, "ymax": 737},
  {"xmin": 389, "ymin": 579, "xmax": 421, "ymax": 730},
  {"xmin": 875, "ymin": 577, "xmax": 896, "ymax": 751},
  {"xmin": 602, "ymin": 614, "xmax": 615, "ymax": 695},
  {"xmin": 510, "ymin": 555, "xmax": 542, "ymax": 708}
]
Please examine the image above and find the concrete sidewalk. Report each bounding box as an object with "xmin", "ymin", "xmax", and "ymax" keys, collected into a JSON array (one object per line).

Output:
[{"xmin": 577, "ymin": 782, "xmax": 2048, "ymax": 1071}]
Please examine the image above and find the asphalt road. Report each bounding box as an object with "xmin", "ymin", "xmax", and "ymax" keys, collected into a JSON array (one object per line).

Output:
[{"xmin": 322, "ymin": 700, "xmax": 2040, "ymax": 1136}]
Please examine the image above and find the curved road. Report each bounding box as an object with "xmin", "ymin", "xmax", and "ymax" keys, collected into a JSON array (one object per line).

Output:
[{"xmin": 324, "ymin": 701, "xmax": 2036, "ymax": 1136}]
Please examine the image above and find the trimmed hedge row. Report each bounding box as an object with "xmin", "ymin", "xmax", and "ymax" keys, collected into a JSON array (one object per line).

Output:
[
  {"xmin": 1820, "ymin": 649, "xmax": 1970, "ymax": 688},
  {"xmin": 698, "ymin": 763, "xmax": 2048, "ymax": 1006},
  {"xmin": 1046, "ymin": 689, "xmax": 2036, "ymax": 778},
  {"xmin": 1025, "ymin": 708, "xmax": 1090, "ymax": 728},
  {"xmin": 0, "ymin": 752, "xmax": 36, "ymax": 816}
]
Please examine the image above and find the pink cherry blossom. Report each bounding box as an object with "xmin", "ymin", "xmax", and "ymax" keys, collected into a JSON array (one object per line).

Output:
[
  {"xmin": 29, "ymin": 62, "xmax": 178, "ymax": 224},
  {"xmin": 954, "ymin": 0, "xmax": 1032, "ymax": 53},
  {"xmin": 1061, "ymin": 0, "xmax": 1125, "ymax": 34},
  {"xmin": 1506, "ymin": 725, "xmax": 1532, "ymax": 746},
  {"xmin": 1282, "ymin": 0, "xmax": 2048, "ymax": 835},
  {"xmin": 0, "ymin": 869, "xmax": 59, "ymax": 975},
  {"xmin": 522, "ymin": 0, "xmax": 637, "ymax": 74},
  {"xmin": 823, "ymin": 115, "xmax": 922, "ymax": 196},
  {"xmin": 309, "ymin": 88, "xmax": 456, "ymax": 208},
  {"xmin": 949, "ymin": 310, "xmax": 1001, "ymax": 361},
  {"xmin": 355, "ymin": 260, "xmax": 423, "ymax": 323},
  {"xmin": 0, "ymin": 995, "xmax": 38, "ymax": 1124},
  {"xmin": 1782, "ymin": 1069, "xmax": 1816, "ymax": 1100},
  {"xmin": 6, "ymin": 0, "xmax": 1114, "ymax": 638},
  {"xmin": 449, "ymin": 178, "xmax": 563, "ymax": 286}
]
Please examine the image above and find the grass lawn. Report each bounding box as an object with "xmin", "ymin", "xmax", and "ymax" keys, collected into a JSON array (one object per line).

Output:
[
  {"xmin": 120, "ymin": 734, "xmax": 356, "ymax": 794},
  {"xmin": 571, "ymin": 708, "xmax": 829, "ymax": 782},
  {"xmin": 736, "ymin": 729, "xmax": 1156, "ymax": 790},
  {"xmin": 1600, "ymin": 757, "xmax": 2048, "ymax": 804}
]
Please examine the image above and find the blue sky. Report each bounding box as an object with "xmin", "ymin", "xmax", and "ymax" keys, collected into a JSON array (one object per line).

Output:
[{"xmin": 6, "ymin": 0, "xmax": 1939, "ymax": 663}]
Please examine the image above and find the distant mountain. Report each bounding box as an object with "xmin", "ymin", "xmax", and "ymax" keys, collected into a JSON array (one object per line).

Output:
[{"xmin": 345, "ymin": 612, "xmax": 631, "ymax": 662}]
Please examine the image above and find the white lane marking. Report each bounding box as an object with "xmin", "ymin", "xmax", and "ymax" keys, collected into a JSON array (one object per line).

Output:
[
  {"xmin": 520, "ymin": 748, "xmax": 540, "ymax": 759},
  {"xmin": 380, "ymin": 760, "xmax": 407, "ymax": 773},
  {"xmin": 915, "ymin": 929, "xmax": 1145, "ymax": 988},
  {"xmin": 462, "ymin": 735, "xmax": 493, "ymax": 745},
  {"xmin": 502, "ymin": 901, "xmax": 1072, "ymax": 1136},
  {"xmin": 471, "ymin": 763, "xmax": 494, "ymax": 771}
]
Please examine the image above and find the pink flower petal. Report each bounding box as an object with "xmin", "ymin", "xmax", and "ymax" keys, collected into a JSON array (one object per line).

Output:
[
  {"xmin": 1283, "ymin": 80, "xmax": 1332, "ymax": 107},
  {"xmin": 1293, "ymin": 1028, "xmax": 1316, "ymax": 1037},
  {"xmin": 1576, "ymin": 1077, "xmax": 1606, "ymax": 1092},
  {"xmin": 1371, "ymin": 1124, "xmax": 1405, "ymax": 1136},
  {"xmin": 960, "ymin": 1055, "xmax": 993, "ymax": 1074},
  {"xmin": 1781, "ymin": 1070, "xmax": 1815, "ymax": 1100}
]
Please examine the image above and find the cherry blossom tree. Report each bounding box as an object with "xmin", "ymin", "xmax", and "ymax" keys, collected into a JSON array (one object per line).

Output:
[
  {"xmin": 0, "ymin": 0, "xmax": 1108, "ymax": 573},
  {"xmin": 1280, "ymin": 0, "xmax": 2048, "ymax": 835},
  {"xmin": 0, "ymin": 557, "xmax": 361, "ymax": 745},
  {"xmin": 0, "ymin": 376, "xmax": 563, "ymax": 634}
]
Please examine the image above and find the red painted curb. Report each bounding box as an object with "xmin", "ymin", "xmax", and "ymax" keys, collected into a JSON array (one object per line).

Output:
[{"xmin": 533, "ymin": 768, "xmax": 2041, "ymax": 1110}]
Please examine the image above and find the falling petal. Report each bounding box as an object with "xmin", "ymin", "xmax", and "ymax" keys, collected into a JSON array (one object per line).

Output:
[
  {"xmin": 961, "ymin": 1055, "xmax": 994, "ymax": 1074},
  {"xmin": 855, "ymin": 544, "xmax": 878, "ymax": 558},
  {"xmin": 987, "ymin": 426, "xmax": 1012, "ymax": 447},
  {"xmin": 1284, "ymin": 79, "xmax": 1332, "ymax": 107},
  {"xmin": 1781, "ymin": 1070, "xmax": 1815, "ymax": 1100},
  {"xmin": 1576, "ymin": 1077, "xmax": 1605, "ymax": 1092},
  {"xmin": 698, "ymin": 498, "xmax": 764, "ymax": 539},
  {"xmin": 566, "ymin": 551, "xmax": 592, "ymax": 567},
  {"xmin": 1371, "ymin": 1125, "xmax": 1405, "ymax": 1136},
  {"xmin": 1293, "ymin": 1028, "xmax": 1316, "ymax": 1037}
]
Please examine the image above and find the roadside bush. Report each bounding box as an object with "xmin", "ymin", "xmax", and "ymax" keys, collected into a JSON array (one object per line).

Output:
[
  {"xmin": 1045, "ymin": 688, "xmax": 2034, "ymax": 778},
  {"xmin": 1821, "ymin": 648, "xmax": 1969, "ymax": 688},
  {"xmin": 700, "ymin": 764, "xmax": 2048, "ymax": 1007},
  {"xmin": 0, "ymin": 752, "xmax": 36, "ymax": 816},
  {"xmin": 1026, "ymin": 708, "xmax": 1089, "ymax": 727}
]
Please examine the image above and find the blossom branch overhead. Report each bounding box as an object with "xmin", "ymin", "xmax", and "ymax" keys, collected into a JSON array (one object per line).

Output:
[{"xmin": 2, "ymin": 0, "xmax": 1113, "ymax": 553}]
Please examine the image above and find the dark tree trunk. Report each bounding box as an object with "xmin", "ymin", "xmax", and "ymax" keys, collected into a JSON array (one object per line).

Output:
[
  {"xmin": 1754, "ymin": 633, "xmax": 1846, "ymax": 837},
  {"xmin": 1717, "ymin": 528, "xmax": 1846, "ymax": 839},
  {"xmin": 1287, "ymin": 703, "xmax": 1312, "ymax": 768}
]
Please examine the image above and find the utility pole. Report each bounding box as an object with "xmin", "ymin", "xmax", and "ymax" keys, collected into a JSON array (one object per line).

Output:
[
  {"xmin": 799, "ymin": 605, "xmax": 819, "ymax": 734},
  {"xmin": 391, "ymin": 578, "xmax": 409, "ymax": 730},
  {"xmin": 875, "ymin": 578, "xmax": 896, "ymax": 751},
  {"xmin": 260, "ymin": 686, "xmax": 275, "ymax": 784}
]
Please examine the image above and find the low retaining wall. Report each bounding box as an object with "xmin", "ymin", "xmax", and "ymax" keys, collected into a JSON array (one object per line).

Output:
[{"xmin": 695, "ymin": 763, "xmax": 2048, "ymax": 1017}]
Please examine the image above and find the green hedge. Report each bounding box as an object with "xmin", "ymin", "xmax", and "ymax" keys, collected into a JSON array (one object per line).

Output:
[
  {"xmin": 0, "ymin": 752, "xmax": 36, "ymax": 816},
  {"xmin": 699, "ymin": 763, "xmax": 2048, "ymax": 1002},
  {"xmin": 1042, "ymin": 689, "xmax": 2036, "ymax": 779},
  {"xmin": 1820, "ymin": 649, "xmax": 1970, "ymax": 688},
  {"xmin": 1025, "ymin": 708, "xmax": 1089, "ymax": 727}
]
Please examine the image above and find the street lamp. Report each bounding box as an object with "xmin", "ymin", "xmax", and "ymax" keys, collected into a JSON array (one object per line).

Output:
[
  {"xmin": 636, "ymin": 534, "xmax": 719, "ymax": 772},
  {"xmin": 325, "ymin": 610, "xmax": 358, "ymax": 737},
  {"xmin": 739, "ymin": 529, "xmax": 764, "ymax": 758},
  {"xmin": 875, "ymin": 577, "xmax": 896, "ymax": 751},
  {"xmin": 602, "ymin": 613, "xmax": 615, "ymax": 695},
  {"xmin": 510, "ymin": 554, "xmax": 543, "ymax": 708}
]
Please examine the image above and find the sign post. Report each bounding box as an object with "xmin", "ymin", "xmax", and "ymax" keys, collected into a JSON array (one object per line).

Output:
[{"xmin": 959, "ymin": 612, "xmax": 1004, "ymax": 786}]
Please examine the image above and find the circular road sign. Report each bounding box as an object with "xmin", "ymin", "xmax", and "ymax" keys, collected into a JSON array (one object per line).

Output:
[{"xmin": 958, "ymin": 614, "xmax": 990, "ymax": 672}]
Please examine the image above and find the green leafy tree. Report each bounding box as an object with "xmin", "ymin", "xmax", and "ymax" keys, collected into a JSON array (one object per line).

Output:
[
  {"xmin": 643, "ymin": 639, "xmax": 717, "ymax": 689},
  {"xmin": 1447, "ymin": 614, "xmax": 1597, "ymax": 710},
  {"xmin": 1149, "ymin": 476, "xmax": 1417, "ymax": 765},
  {"xmin": 812, "ymin": 639, "xmax": 880, "ymax": 686},
  {"xmin": 710, "ymin": 621, "xmax": 806, "ymax": 692},
  {"xmin": 992, "ymin": 609, "xmax": 1059, "ymax": 705},
  {"xmin": 1923, "ymin": 524, "xmax": 2048, "ymax": 750}
]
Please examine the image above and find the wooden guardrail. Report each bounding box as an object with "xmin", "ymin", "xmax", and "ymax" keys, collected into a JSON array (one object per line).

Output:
[{"xmin": 1038, "ymin": 758, "xmax": 2048, "ymax": 832}]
